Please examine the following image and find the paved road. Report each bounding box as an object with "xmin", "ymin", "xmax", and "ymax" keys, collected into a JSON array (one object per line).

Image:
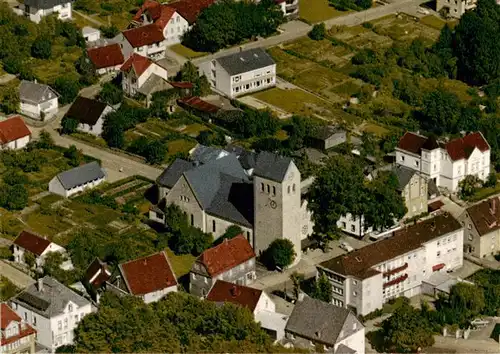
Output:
[{"xmin": 0, "ymin": 260, "xmax": 36, "ymax": 289}]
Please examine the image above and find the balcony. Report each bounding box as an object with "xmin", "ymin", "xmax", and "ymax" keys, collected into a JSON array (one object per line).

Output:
[
  {"xmin": 383, "ymin": 263, "xmax": 408, "ymax": 277},
  {"xmin": 383, "ymin": 274, "xmax": 408, "ymax": 288}
]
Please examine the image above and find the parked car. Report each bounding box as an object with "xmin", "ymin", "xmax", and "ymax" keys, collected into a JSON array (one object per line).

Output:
[{"xmin": 339, "ymin": 242, "xmax": 354, "ymax": 252}]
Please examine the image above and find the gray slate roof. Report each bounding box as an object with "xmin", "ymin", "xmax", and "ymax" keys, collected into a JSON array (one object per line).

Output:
[
  {"xmin": 56, "ymin": 161, "xmax": 105, "ymax": 190},
  {"xmin": 253, "ymin": 151, "xmax": 292, "ymax": 182},
  {"xmin": 335, "ymin": 344, "xmax": 356, "ymax": 354},
  {"xmin": 157, "ymin": 159, "xmax": 194, "ymax": 188},
  {"xmin": 216, "ymin": 48, "xmax": 275, "ymax": 76},
  {"xmin": 24, "ymin": 0, "xmax": 71, "ymax": 9},
  {"xmin": 19, "ymin": 80, "xmax": 59, "ymax": 104},
  {"xmin": 190, "ymin": 144, "xmax": 228, "ymax": 165},
  {"xmin": 392, "ymin": 165, "xmax": 417, "ymax": 191},
  {"xmin": 285, "ymin": 297, "xmax": 352, "ymax": 347},
  {"xmin": 12, "ymin": 276, "xmax": 90, "ymax": 318}
]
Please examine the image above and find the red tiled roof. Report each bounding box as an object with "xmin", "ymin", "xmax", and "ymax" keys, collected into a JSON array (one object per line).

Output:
[
  {"xmin": 156, "ymin": 6, "xmax": 177, "ymax": 29},
  {"xmin": 445, "ymin": 132, "xmax": 489, "ymax": 161},
  {"xmin": 133, "ymin": 0, "xmax": 162, "ymax": 22},
  {"xmin": 84, "ymin": 258, "xmax": 111, "ymax": 289},
  {"xmin": 0, "ymin": 116, "xmax": 31, "ymax": 144},
  {"xmin": 178, "ymin": 96, "xmax": 220, "ymax": 113},
  {"xmin": 206, "ymin": 280, "xmax": 262, "ymax": 313},
  {"xmin": 320, "ymin": 213, "xmax": 462, "ymax": 279},
  {"xmin": 466, "ymin": 197, "xmax": 500, "ymax": 236},
  {"xmin": 122, "ymin": 24, "xmax": 165, "ymax": 48},
  {"xmin": 167, "ymin": 0, "xmax": 215, "ymax": 24},
  {"xmin": 87, "ymin": 44, "xmax": 125, "ymax": 70},
  {"xmin": 120, "ymin": 53, "xmax": 153, "ymax": 77},
  {"xmin": 397, "ymin": 132, "xmax": 435, "ymax": 155},
  {"xmin": 1, "ymin": 303, "xmax": 36, "ymax": 346},
  {"xmin": 198, "ymin": 235, "xmax": 255, "ymax": 277},
  {"xmin": 120, "ymin": 251, "xmax": 177, "ymax": 295},
  {"xmin": 428, "ymin": 200, "xmax": 444, "ymax": 213},
  {"xmin": 13, "ymin": 230, "xmax": 50, "ymax": 256},
  {"xmin": 169, "ymin": 81, "xmax": 194, "ymax": 89}
]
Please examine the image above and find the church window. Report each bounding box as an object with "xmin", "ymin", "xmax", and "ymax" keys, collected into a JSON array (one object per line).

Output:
[
  {"xmin": 260, "ymin": 183, "xmax": 264, "ymax": 192},
  {"xmin": 272, "ymin": 186, "xmax": 276, "ymax": 196},
  {"xmin": 267, "ymin": 185, "xmax": 270, "ymax": 193},
  {"xmin": 287, "ymin": 186, "xmax": 291, "ymax": 194},
  {"xmin": 212, "ymin": 220, "xmax": 216, "ymax": 232},
  {"xmin": 292, "ymin": 184, "xmax": 296, "ymax": 193},
  {"xmin": 190, "ymin": 214, "xmax": 194, "ymax": 226}
]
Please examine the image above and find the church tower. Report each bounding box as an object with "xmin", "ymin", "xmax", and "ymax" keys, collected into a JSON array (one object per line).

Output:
[{"xmin": 253, "ymin": 152, "xmax": 302, "ymax": 263}]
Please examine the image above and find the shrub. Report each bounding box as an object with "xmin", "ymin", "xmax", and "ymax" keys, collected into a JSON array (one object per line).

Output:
[
  {"xmin": 308, "ymin": 23, "xmax": 327, "ymax": 41},
  {"xmin": 362, "ymin": 22, "xmax": 374, "ymax": 29},
  {"xmin": 31, "ymin": 37, "xmax": 52, "ymax": 59}
]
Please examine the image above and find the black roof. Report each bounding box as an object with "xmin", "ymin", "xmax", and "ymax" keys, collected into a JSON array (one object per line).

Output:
[
  {"xmin": 216, "ymin": 48, "xmax": 275, "ymax": 76},
  {"xmin": 157, "ymin": 159, "xmax": 194, "ymax": 188},
  {"xmin": 56, "ymin": 161, "xmax": 105, "ymax": 190},
  {"xmin": 65, "ymin": 96, "xmax": 110, "ymax": 126},
  {"xmin": 24, "ymin": 0, "xmax": 72, "ymax": 10},
  {"xmin": 253, "ymin": 151, "xmax": 292, "ymax": 182}
]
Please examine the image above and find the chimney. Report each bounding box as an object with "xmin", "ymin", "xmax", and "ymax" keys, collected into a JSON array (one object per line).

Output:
[
  {"xmin": 230, "ymin": 285, "xmax": 239, "ymax": 297},
  {"xmin": 490, "ymin": 198, "xmax": 497, "ymax": 215},
  {"xmin": 37, "ymin": 278, "xmax": 44, "ymax": 292}
]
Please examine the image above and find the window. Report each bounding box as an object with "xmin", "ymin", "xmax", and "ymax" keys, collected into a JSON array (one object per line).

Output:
[
  {"xmin": 287, "ymin": 185, "xmax": 291, "ymax": 194},
  {"xmin": 246, "ymin": 231, "xmax": 251, "ymax": 242},
  {"xmin": 351, "ymin": 225, "xmax": 355, "ymax": 232},
  {"xmin": 212, "ymin": 220, "xmax": 216, "ymax": 232},
  {"xmin": 401, "ymin": 156, "xmax": 405, "ymax": 162},
  {"xmin": 64, "ymin": 318, "xmax": 68, "ymax": 329},
  {"xmin": 353, "ymin": 280, "xmax": 357, "ymax": 285},
  {"xmin": 190, "ymin": 214, "xmax": 194, "ymax": 226},
  {"xmin": 24, "ymin": 313, "xmax": 27, "ymax": 321},
  {"xmin": 33, "ymin": 316, "xmax": 36, "ymax": 326},
  {"xmin": 341, "ymin": 222, "xmax": 346, "ymax": 228},
  {"xmin": 437, "ymin": 251, "xmax": 441, "ymax": 257},
  {"xmin": 292, "ymin": 184, "xmax": 296, "ymax": 193},
  {"xmin": 468, "ymin": 234, "xmax": 473, "ymax": 241},
  {"xmin": 58, "ymin": 321, "xmax": 62, "ymax": 330},
  {"xmin": 74, "ymin": 315, "xmax": 78, "ymax": 322},
  {"xmin": 468, "ymin": 224, "xmax": 472, "ymax": 230},
  {"xmin": 415, "ymin": 160, "xmax": 419, "ymax": 167},
  {"xmin": 353, "ymin": 291, "xmax": 358, "ymax": 296},
  {"xmin": 272, "ymin": 186, "xmax": 276, "ymax": 196},
  {"xmin": 260, "ymin": 183, "xmax": 264, "ymax": 192},
  {"xmin": 68, "ymin": 304, "xmax": 73, "ymax": 312},
  {"xmin": 267, "ymin": 184, "xmax": 270, "ymax": 193}
]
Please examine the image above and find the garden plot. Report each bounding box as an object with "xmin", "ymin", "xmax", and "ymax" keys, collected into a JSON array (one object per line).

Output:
[{"xmin": 370, "ymin": 14, "xmax": 441, "ymax": 42}]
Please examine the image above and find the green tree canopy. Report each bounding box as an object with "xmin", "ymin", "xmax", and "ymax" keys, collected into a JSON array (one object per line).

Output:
[
  {"xmin": 61, "ymin": 117, "xmax": 79, "ymax": 135},
  {"xmin": 419, "ymin": 89, "xmax": 462, "ymax": 135},
  {"xmin": 31, "ymin": 36, "xmax": 52, "ymax": 59},
  {"xmin": 53, "ymin": 76, "xmax": 80, "ymax": 104},
  {"xmin": 309, "ymin": 23, "xmax": 327, "ymax": 41},
  {"xmin": 262, "ymin": 239, "xmax": 296, "ymax": 269},
  {"xmin": 312, "ymin": 273, "xmax": 333, "ymax": 303},
  {"xmin": 99, "ymin": 82, "xmax": 123, "ymax": 105}
]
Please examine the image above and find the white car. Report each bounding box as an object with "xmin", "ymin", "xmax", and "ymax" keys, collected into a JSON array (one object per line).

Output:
[{"xmin": 340, "ymin": 242, "xmax": 354, "ymax": 252}]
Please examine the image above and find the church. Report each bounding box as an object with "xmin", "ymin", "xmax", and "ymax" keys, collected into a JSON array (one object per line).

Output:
[{"xmin": 149, "ymin": 147, "xmax": 314, "ymax": 259}]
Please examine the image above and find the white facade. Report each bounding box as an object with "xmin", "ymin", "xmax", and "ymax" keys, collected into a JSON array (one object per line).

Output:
[
  {"xmin": 199, "ymin": 60, "xmax": 276, "ymax": 98},
  {"xmin": 13, "ymin": 243, "xmax": 73, "ymax": 271},
  {"xmin": 76, "ymin": 106, "xmax": 113, "ymax": 137},
  {"xmin": 161, "ymin": 12, "xmax": 189, "ymax": 46},
  {"xmin": 48, "ymin": 175, "xmax": 106, "ymax": 198},
  {"xmin": 19, "ymin": 1, "xmax": 72, "ymax": 23},
  {"xmin": 0, "ymin": 135, "xmax": 30, "ymax": 150},
  {"xmin": 141, "ymin": 285, "xmax": 177, "ymax": 304},
  {"xmin": 133, "ymin": 41, "xmax": 167, "ymax": 59},
  {"xmin": 334, "ymin": 327, "xmax": 365, "ymax": 354},
  {"xmin": 82, "ymin": 27, "xmax": 100, "ymax": 43},
  {"xmin": 12, "ymin": 300, "xmax": 92, "ymax": 351},
  {"xmin": 337, "ymin": 213, "xmax": 372, "ymax": 237},
  {"xmin": 319, "ymin": 222, "xmax": 464, "ymax": 316},
  {"xmin": 436, "ymin": 0, "xmax": 476, "ymax": 18},
  {"xmin": 396, "ymin": 133, "xmax": 490, "ymax": 192},
  {"xmin": 20, "ymin": 96, "xmax": 58, "ymax": 121},
  {"xmin": 122, "ymin": 61, "xmax": 168, "ymax": 97}
]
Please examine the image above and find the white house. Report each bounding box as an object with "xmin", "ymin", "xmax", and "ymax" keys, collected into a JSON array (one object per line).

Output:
[
  {"xmin": 436, "ymin": 0, "xmax": 476, "ymax": 18},
  {"xmin": 119, "ymin": 24, "xmax": 167, "ymax": 60},
  {"xmin": 48, "ymin": 161, "xmax": 106, "ymax": 198},
  {"xmin": 64, "ymin": 96, "xmax": 113, "ymax": 136},
  {"xmin": 17, "ymin": 0, "xmax": 72, "ymax": 23},
  {"xmin": 12, "ymin": 230, "xmax": 73, "ymax": 271},
  {"xmin": 86, "ymin": 43, "xmax": 125, "ymax": 75},
  {"xmin": 396, "ymin": 131, "xmax": 490, "ymax": 192},
  {"xmin": 10, "ymin": 277, "xmax": 94, "ymax": 351},
  {"xmin": 198, "ymin": 48, "xmax": 276, "ymax": 98},
  {"xmin": 207, "ymin": 280, "xmax": 288, "ymax": 341},
  {"xmin": 19, "ymin": 81, "xmax": 59, "ymax": 120},
  {"xmin": 82, "ymin": 26, "xmax": 100, "ymax": 43},
  {"xmin": 285, "ymin": 296, "xmax": 365, "ymax": 354},
  {"xmin": 106, "ymin": 251, "xmax": 178, "ymax": 304},
  {"xmin": 318, "ymin": 213, "xmax": 464, "ymax": 316},
  {"xmin": 274, "ymin": 0, "xmax": 299, "ymax": 19},
  {"xmin": 1, "ymin": 303, "xmax": 37, "ymax": 354},
  {"xmin": 120, "ymin": 53, "xmax": 169, "ymax": 97},
  {"xmin": 0, "ymin": 116, "xmax": 31, "ymax": 150}
]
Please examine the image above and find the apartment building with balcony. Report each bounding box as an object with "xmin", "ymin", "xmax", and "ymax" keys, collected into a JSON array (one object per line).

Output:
[
  {"xmin": 198, "ymin": 48, "xmax": 276, "ymax": 98},
  {"xmin": 318, "ymin": 213, "xmax": 464, "ymax": 316},
  {"xmin": 396, "ymin": 131, "xmax": 490, "ymax": 192}
]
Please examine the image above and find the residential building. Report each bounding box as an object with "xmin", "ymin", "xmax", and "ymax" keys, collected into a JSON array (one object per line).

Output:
[
  {"xmin": 275, "ymin": 0, "xmax": 299, "ymax": 19},
  {"xmin": 19, "ymin": 81, "xmax": 59, "ymax": 120},
  {"xmin": 189, "ymin": 235, "xmax": 256, "ymax": 297},
  {"xmin": 1, "ymin": 303, "xmax": 36, "ymax": 354},
  {"xmin": 436, "ymin": 0, "xmax": 476, "ymax": 18},
  {"xmin": 285, "ymin": 296, "xmax": 365, "ymax": 354},
  {"xmin": 119, "ymin": 24, "xmax": 167, "ymax": 60},
  {"xmin": 150, "ymin": 150, "xmax": 309, "ymax": 260},
  {"xmin": 83, "ymin": 258, "xmax": 111, "ymax": 303},
  {"xmin": 12, "ymin": 230, "xmax": 73, "ymax": 271},
  {"xmin": 10, "ymin": 276, "xmax": 94, "ymax": 351},
  {"xmin": 82, "ymin": 26, "xmax": 100, "ymax": 43},
  {"xmin": 395, "ymin": 131, "xmax": 490, "ymax": 192},
  {"xmin": 461, "ymin": 196, "xmax": 500, "ymax": 258},
  {"xmin": 198, "ymin": 48, "xmax": 276, "ymax": 98},
  {"xmin": 319, "ymin": 213, "xmax": 464, "ymax": 316},
  {"xmin": 48, "ymin": 161, "xmax": 106, "ymax": 198},
  {"xmin": 207, "ymin": 280, "xmax": 288, "ymax": 341},
  {"xmin": 106, "ymin": 251, "xmax": 178, "ymax": 304},
  {"xmin": 0, "ymin": 116, "xmax": 31, "ymax": 150},
  {"xmin": 86, "ymin": 44, "xmax": 125, "ymax": 75},
  {"xmin": 18, "ymin": 0, "xmax": 72, "ymax": 23},
  {"xmin": 306, "ymin": 126, "xmax": 346, "ymax": 151},
  {"xmin": 120, "ymin": 53, "xmax": 169, "ymax": 98},
  {"xmin": 64, "ymin": 96, "xmax": 114, "ymax": 136}
]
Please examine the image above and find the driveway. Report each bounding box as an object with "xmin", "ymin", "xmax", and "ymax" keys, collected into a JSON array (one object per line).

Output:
[{"xmin": 0, "ymin": 260, "xmax": 35, "ymax": 289}]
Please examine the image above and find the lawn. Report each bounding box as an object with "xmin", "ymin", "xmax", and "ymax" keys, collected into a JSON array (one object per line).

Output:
[
  {"xmin": 165, "ymin": 248, "xmax": 196, "ymax": 277},
  {"xmin": 170, "ymin": 44, "xmax": 208, "ymax": 59},
  {"xmin": 72, "ymin": 11, "xmax": 101, "ymax": 28},
  {"xmin": 361, "ymin": 122, "xmax": 390, "ymax": 136},
  {"xmin": 299, "ymin": 0, "xmax": 350, "ymax": 23},
  {"xmin": 167, "ymin": 139, "xmax": 197, "ymax": 156},
  {"xmin": 24, "ymin": 212, "xmax": 74, "ymax": 240},
  {"xmin": 0, "ymin": 212, "xmax": 25, "ymax": 240}
]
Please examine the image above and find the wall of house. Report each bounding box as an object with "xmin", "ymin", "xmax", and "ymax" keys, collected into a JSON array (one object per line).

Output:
[
  {"xmin": 77, "ymin": 106, "xmax": 112, "ymax": 136},
  {"xmin": 162, "ymin": 12, "xmax": 189, "ymax": 45},
  {"xmin": 204, "ymin": 213, "xmax": 253, "ymax": 246},
  {"xmin": 142, "ymin": 284, "xmax": 177, "ymax": 304},
  {"xmin": 198, "ymin": 59, "xmax": 231, "ymax": 97},
  {"xmin": 13, "ymin": 303, "xmax": 52, "ymax": 349},
  {"xmin": 96, "ymin": 64, "xmax": 122, "ymax": 76},
  {"xmin": 1, "ymin": 135, "xmax": 31, "ymax": 150},
  {"xmin": 254, "ymin": 291, "xmax": 276, "ymax": 314},
  {"xmin": 138, "ymin": 63, "xmax": 168, "ymax": 88},
  {"xmin": 334, "ymin": 327, "xmax": 365, "ymax": 354},
  {"xmin": 21, "ymin": 2, "xmax": 71, "ymax": 23},
  {"xmin": 423, "ymin": 229, "xmax": 463, "ymax": 274},
  {"xmin": 166, "ymin": 175, "xmax": 205, "ymax": 231},
  {"xmin": 479, "ymin": 229, "xmax": 500, "ymax": 258},
  {"xmin": 337, "ymin": 213, "xmax": 373, "ymax": 237},
  {"xmin": 300, "ymin": 199, "xmax": 314, "ymax": 240},
  {"xmin": 19, "ymin": 101, "xmax": 41, "ymax": 119},
  {"xmin": 48, "ymin": 178, "xmax": 68, "ymax": 198},
  {"xmin": 403, "ymin": 173, "xmax": 428, "ymax": 218},
  {"xmin": 134, "ymin": 41, "xmax": 167, "ymax": 60},
  {"xmin": 48, "ymin": 176, "xmax": 106, "ymax": 198},
  {"xmin": 228, "ymin": 64, "xmax": 276, "ymax": 98},
  {"xmin": 49, "ymin": 302, "xmax": 93, "ymax": 350},
  {"xmin": 437, "ymin": 0, "xmax": 472, "ymax": 18},
  {"xmin": 1, "ymin": 320, "xmax": 36, "ymax": 354}
]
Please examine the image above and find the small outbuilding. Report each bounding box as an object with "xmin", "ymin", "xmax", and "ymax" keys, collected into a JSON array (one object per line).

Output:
[{"xmin": 48, "ymin": 161, "xmax": 106, "ymax": 198}]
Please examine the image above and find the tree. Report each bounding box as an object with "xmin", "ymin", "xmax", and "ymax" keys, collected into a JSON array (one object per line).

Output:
[
  {"xmin": 194, "ymin": 74, "xmax": 211, "ymax": 97},
  {"xmin": 290, "ymin": 271, "xmax": 304, "ymax": 300},
  {"xmin": 380, "ymin": 303, "xmax": 435, "ymax": 353},
  {"xmin": 420, "ymin": 89, "xmax": 462, "ymax": 134},
  {"xmin": 31, "ymin": 36, "xmax": 52, "ymax": 59},
  {"xmin": 99, "ymin": 82, "xmax": 123, "ymax": 105},
  {"xmin": 64, "ymin": 145, "xmax": 82, "ymax": 167},
  {"xmin": 61, "ymin": 116, "xmax": 79, "ymax": 135},
  {"xmin": 308, "ymin": 23, "xmax": 326, "ymax": 41},
  {"xmin": 67, "ymin": 230, "xmax": 101, "ymax": 269},
  {"xmin": 102, "ymin": 124, "xmax": 124, "ymax": 148},
  {"xmin": 143, "ymin": 140, "xmax": 166, "ymax": 165},
  {"xmin": 485, "ymin": 172, "xmax": 497, "ymax": 187},
  {"xmin": 53, "ymin": 76, "xmax": 80, "ymax": 104},
  {"xmin": 0, "ymin": 276, "xmax": 20, "ymax": 301},
  {"xmin": 3, "ymin": 170, "xmax": 28, "ymax": 186},
  {"xmin": 458, "ymin": 174, "xmax": 482, "ymax": 199},
  {"xmin": 99, "ymin": 25, "xmax": 120, "ymax": 38},
  {"xmin": 312, "ymin": 273, "xmax": 333, "ymax": 303},
  {"xmin": 262, "ymin": 239, "xmax": 296, "ymax": 269},
  {"xmin": 24, "ymin": 252, "xmax": 36, "ymax": 269},
  {"xmin": 178, "ymin": 61, "xmax": 199, "ymax": 83},
  {"xmin": 75, "ymin": 53, "xmax": 97, "ymax": 85},
  {"xmin": 36, "ymin": 130, "xmax": 54, "ymax": 149},
  {"xmin": 0, "ymin": 86, "xmax": 20, "ymax": 115},
  {"xmin": 0, "ymin": 184, "xmax": 28, "ymax": 210},
  {"xmin": 448, "ymin": 282, "xmax": 485, "ymax": 321}
]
